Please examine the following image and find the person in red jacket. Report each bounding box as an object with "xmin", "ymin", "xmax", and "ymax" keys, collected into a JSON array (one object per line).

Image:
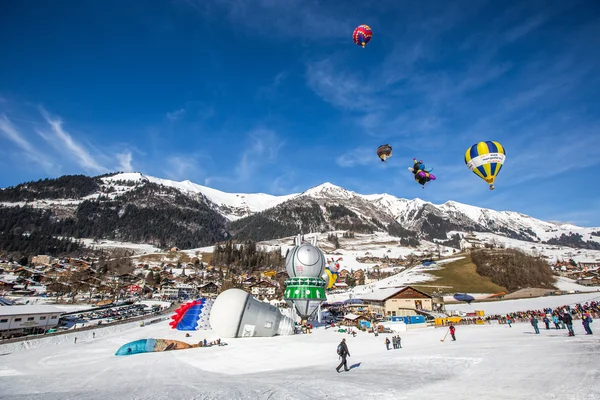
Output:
[{"xmin": 449, "ymin": 324, "xmax": 456, "ymax": 341}]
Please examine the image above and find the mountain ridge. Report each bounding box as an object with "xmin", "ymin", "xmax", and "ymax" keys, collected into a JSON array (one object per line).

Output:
[{"xmin": 1, "ymin": 171, "xmax": 599, "ymax": 251}]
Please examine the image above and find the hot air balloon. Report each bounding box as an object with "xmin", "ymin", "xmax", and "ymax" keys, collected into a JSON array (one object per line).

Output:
[
  {"xmin": 377, "ymin": 144, "xmax": 392, "ymax": 162},
  {"xmin": 464, "ymin": 141, "xmax": 506, "ymax": 190},
  {"xmin": 353, "ymin": 24, "xmax": 372, "ymax": 48},
  {"xmin": 169, "ymin": 298, "xmax": 213, "ymax": 331}
]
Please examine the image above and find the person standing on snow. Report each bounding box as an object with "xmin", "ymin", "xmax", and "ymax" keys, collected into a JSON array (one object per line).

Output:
[
  {"xmin": 582, "ymin": 313, "xmax": 593, "ymax": 335},
  {"xmin": 449, "ymin": 324, "xmax": 456, "ymax": 341},
  {"xmin": 543, "ymin": 316, "xmax": 550, "ymax": 330},
  {"xmin": 552, "ymin": 314, "xmax": 560, "ymax": 329},
  {"xmin": 506, "ymin": 317, "xmax": 512, "ymax": 328},
  {"xmin": 563, "ymin": 312, "xmax": 575, "ymax": 336},
  {"xmin": 530, "ymin": 315, "xmax": 540, "ymax": 334},
  {"xmin": 336, "ymin": 338, "xmax": 350, "ymax": 373},
  {"xmin": 385, "ymin": 337, "xmax": 390, "ymax": 350}
]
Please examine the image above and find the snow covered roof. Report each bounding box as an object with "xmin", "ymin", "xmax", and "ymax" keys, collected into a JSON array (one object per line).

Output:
[
  {"xmin": 358, "ymin": 286, "xmax": 408, "ymax": 301},
  {"xmin": 357, "ymin": 286, "xmax": 432, "ymax": 302},
  {"xmin": 343, "ymin": 313, "xmax": 360, "ymax": 320},
  {"xmin": 0, "ymin": 305, "xmax": 67, "ymax": 317}
]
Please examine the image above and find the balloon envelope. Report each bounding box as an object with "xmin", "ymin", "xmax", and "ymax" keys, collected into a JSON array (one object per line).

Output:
[
  {"xmin": 465, "ymin": 141, "xmax": 506, "ymax": 189},
  {"xmin": 377, "ymin": 144, "xmax": 392, "ymax": 161},
  {"xmin": 353, "ymin": 24, "xmax": 372, "ymax": 47}
]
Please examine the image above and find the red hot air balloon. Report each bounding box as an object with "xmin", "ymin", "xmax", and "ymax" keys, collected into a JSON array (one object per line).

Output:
[{"xmin": 353, "ymin": 24, "xmax": 372, "ymax": 48}]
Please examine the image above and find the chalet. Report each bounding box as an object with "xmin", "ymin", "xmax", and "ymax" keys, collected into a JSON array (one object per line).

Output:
[
  {"xmin": 243, "ymin": 276, "xmax": 258, "ymax": 286},
  {"xmin": 249, "ymin": 280, "xmax": 278, "ymax": 300},
  {"xmin": 275, "ymin": 271, "xmax": 289, "ymax": 280},
  {"xmin": 353, "ymin": 270, "xmax": 364, "ymax": 279},
  {"xmin": 358, "ymin": 286, "xmax": 434, "ymax": 317},
  {"xmin": 31, "ymin": 255, "xmax": 56, "ymax": 266},
  {"xmin": 576, "ymin": 276, "xmax": 600, "ymax": 286},
  {"xmin": 460, "ymin": 233, "xmax": 484, "ymax": 251},
  {"xmin": 199, "ymin": 282, "xmax": 219, "ymax": 295},
  {"xmin": 579, "ymin": 262, "xmax": 600, "ymax": 269},
  {"xmin": 0, "ymin": 280, "xmax": 16, "ymax": 294}
]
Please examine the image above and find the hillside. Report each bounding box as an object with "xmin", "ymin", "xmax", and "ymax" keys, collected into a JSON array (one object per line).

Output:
[
  {"xmin": 1, "ymin": 172, "xmax": 600, "ymax": 258},
  {"xmin": 470, "ymin": 248, "xmax": 557, "ymax": 292},
  {"xmin": 0, "ymin": 174, "xmax": 228, "ymax": 250},
  {"xmin": 413, "ymin": 255, "xmax": 508, "ymax": 295}
]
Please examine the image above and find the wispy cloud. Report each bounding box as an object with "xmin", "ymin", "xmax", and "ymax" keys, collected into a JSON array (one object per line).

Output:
[
  {"xmin": 204, "ymin": 127, "xmax": 284, "ymax": 190},
  {"xmin": 166, "ymin": 108, "xmax": 186, "ymax": 122},
  {"xmin": 270, "ymin": 171, "xmax": 303, "ymax": 195},
  {"xmin": 0, "ymin": 114, "xmax": 56, "ymax": 173},
  {"xmin": 184, "ymin": 0, "xmax": 351, "ymax": 40},
  {"xmin": 164, "ymin": 155, "xmax": 205, "ymax": 181},
  {"xmin": 235, "ymin": 128, "xmax": 283, "ymax": 181},
  {"xmin": 256, "ymin": 71, "xmax": 288, "ymax": 100},
  {"xmin": 38, "ymin": 108, "xmax": 108, "ymax": 174},
  {"xmin": 116, "ymin": 151, "xmax": 135, "ymax": 172},
  {"xmin": 336, "ymin": 147, "xmax": 376, "ymax": 168}
]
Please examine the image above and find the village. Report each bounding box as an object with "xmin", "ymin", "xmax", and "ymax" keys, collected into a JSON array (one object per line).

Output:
[{"xmin": 2, "ymin": 239, "xmax": 599, "ymax": 342}]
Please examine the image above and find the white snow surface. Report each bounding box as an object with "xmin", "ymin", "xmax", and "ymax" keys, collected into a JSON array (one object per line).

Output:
[
  {"xmin": 80, "ymin": 238, "xmax": 163, "ymax": 255},
  {"xmin": 446, "ymin": 291, "xmax": 600, "ymax": 316},
  {"xmin": 103, "ymin": 172, "xmax": 298, "ymax": 220},
  {"xmin": 2, "ymin": 295, "xmax": 600, "ymax": 399}
]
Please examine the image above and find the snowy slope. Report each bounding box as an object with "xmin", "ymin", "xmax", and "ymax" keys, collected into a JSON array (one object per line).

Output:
[
  {"xmin": 102, "ymin": 172, "xmax": 298, "ymax": 220},
  {"xmin": 2, "ymin": 172, "xmax": 599, "ymax": 250},
  {"xmin": 95, "ymin": 176, "xmax": 600, "ymax": 241},
  {"xmin": 2, "ymin": 293, "xmax": 600, "ymax": 400}
]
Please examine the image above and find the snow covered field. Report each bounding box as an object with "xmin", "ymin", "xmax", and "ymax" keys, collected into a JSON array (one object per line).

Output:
[
  {"xmin": 446, "ymin": 291, "xmax": 600, "ymax": 316},
  {"xmin": 1, "ymin": 296, "xmax": 599, "ymax": 400}
]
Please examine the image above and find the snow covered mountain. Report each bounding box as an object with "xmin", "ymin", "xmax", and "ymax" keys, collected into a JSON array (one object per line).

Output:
[{"xmin": 1, "ymin": 172, "xmax": 599, "ymax": 250}]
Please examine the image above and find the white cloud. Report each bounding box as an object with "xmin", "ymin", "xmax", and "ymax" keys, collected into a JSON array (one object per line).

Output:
[
  {"xmin": 234, "ymin": 128, "xmax": 283, "ymax": 181},
  {"xmin": 39, "ymin": 108, "xmax": 107, "ymax": 174},
  {"xmin": 335, "ymin": 147, "xmax": 376, "ymax": 168},
  {"xmin": 166, "ymin": 108, "xmax": 186, "ymax": 122},
  {"xmin": 185, "ymin": 0, "xmax": 350, "ymax": 40},
  {"xmin": 204, "ymin": 127, "xmax": 285, "ymax": 190},
  {"xmin": 116, "ymin": 151, "xmax": 134, "ymax": 172},
  {"xmin": 164, "ymin": 155, "xmax": 204, "ymax": 181},
  {"xmin": 0, "ymin": 114, "xmax": 56, "ymax": 173}
]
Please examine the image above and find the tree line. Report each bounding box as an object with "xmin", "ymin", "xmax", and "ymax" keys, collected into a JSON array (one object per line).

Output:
[
  {"xmin": 211, "ymin": 240, "xmax": 285, "ymax": 273},
  {"xmin": 471, "ymin": 248, "xmax": 556, "ymax": 292}
]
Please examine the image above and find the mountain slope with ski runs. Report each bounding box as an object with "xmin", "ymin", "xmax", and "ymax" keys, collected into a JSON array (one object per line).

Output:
[{"xmin": 1, "ymin": 172, "xmax": 599, "ymax": 252}]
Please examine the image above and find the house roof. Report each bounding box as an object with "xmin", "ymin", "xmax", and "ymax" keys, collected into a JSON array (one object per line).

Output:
[
  {"xmin": 358, "ymin": 286, "xmax": 432, "ymax": 302},
  {"xmin": 0, "ymin": 305, "xmax": 67, "ymax": 317}
]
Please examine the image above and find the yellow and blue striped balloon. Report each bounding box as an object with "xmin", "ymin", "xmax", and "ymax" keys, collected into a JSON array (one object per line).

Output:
[{"xmin": 464, "ymin": 141, "xmax": 506, "ymax": 190}]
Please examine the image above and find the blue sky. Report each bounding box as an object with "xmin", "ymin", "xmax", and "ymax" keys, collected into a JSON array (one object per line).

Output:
[{"xmin": 1, "ymin": 0, "xmax": 600, "ymax": 226}]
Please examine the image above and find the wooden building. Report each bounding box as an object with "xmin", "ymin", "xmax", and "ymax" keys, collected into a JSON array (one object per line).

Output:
[
  {"xmin": 249, "ymin": 280, "xmax": 279, "ymax": 300},
  {"xmin": 358, "ymin": 286, "xmax": 433, "ymax": 317}
]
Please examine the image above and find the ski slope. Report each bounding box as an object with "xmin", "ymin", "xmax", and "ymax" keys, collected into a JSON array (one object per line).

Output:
[{"xmin": 1, "ymin": 295, "xmax": 599, "ymax": 400}]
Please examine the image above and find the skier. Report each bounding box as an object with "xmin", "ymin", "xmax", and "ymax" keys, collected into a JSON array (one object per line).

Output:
[
  {"xmin": 530, "ymin": 315, "xmax": 540, "ymax": 334},
  {"xmin": 563, "ymin": 312, "xmax": 575, "ymax": 336},
  {"xmin": 336, "ymin": 338, "xmax": 350, "ymax": 373},
  {"xmin": 449, "ymin": 324, "xmax": 456, "ymax": 341},
  {"xmin": 385, "ymin": 337, "xmax": 390, "ymax": 350},
  {"xmin": 74, "ymin": 337, "xmax": 78, "ymax": 344},
  {"xmin": 506, "ymin": 317, "xmax": 512, "ymax": 327}
]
